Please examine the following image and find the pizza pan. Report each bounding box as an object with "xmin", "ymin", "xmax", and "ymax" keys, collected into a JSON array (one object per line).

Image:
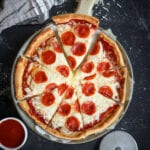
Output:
[{"xmin": 10, "ymin": 23, "xmax": 134, "ymax": 144}]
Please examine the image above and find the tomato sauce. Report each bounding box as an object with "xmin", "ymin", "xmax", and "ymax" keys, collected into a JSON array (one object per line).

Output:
[
  {"xmin": 27, "ymin": 100, "xmax": 46, "ymax": 124},
  {"xmin": 0, "ymin": 119, "xmax": 25, "ymax": 148}
]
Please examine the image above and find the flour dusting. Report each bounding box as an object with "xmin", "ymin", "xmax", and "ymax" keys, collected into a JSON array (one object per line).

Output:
[{"xmin": 94, "ymin": 0, "xmax": 122, "ymax": 21}]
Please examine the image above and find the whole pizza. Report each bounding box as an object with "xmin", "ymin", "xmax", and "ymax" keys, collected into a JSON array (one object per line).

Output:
[{"xmin": 14, "ymin": 14, "xmax": 127, "ymax": 140}]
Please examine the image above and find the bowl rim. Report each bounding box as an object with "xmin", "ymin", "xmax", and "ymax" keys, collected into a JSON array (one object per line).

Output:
[{"xmin": 0, "ymin": 117, "xmax": 28, "ymax": 150}]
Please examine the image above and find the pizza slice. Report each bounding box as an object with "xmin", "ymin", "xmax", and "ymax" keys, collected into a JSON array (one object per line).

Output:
[
  {"xmin": 46, "ymin": 86, "xmax": 85, "ymax": 140},
  {"xmin": 18, "ymin": 83, "xmax": 69, "ymax": 130},
  {"xmin": 14, "ymin": 57, "xmax": 72, "ymax": 100},
  {"xmin": 52, "ymin": 14, "xmax": 99, "ymax": 70},
  {"xmin": 76, "ymin": 79, "xmax": 122, "ymax": 136}
]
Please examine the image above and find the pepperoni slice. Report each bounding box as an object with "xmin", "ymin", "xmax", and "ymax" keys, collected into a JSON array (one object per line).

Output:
[
  {"xmin": 75, "ymin": 24, "xmax": 90, "ymax": 38},
  {"xmin": 52, "ymin": 41, "xmax": 62, "ymax": 53},
  {"xmin": 74, "ymin": 99, "xmax": 80, "ymax": 112},
  {"xmin": 33, "ymin": 71, "xmax": 47, "ymax": 83},
  {"xmin": 56, "ymin": 65, "xmax": 69, "ymax": 77},
  {"xmin": 84, "ymin": 74, "xmax": 96, "ymax": 80},
  {"xmin": 102, "ymin": 71, "xmax": 115, "ymax": 77},
  {"xmin": 90, "ymin": 41, "xmax": 100, "ymax": 55},
  {"xmin": 58, "ymin": 83, "xmax": 68, "ymax": 96},
  {"xmin": 82, "ymin": 82, "xmax": 95, "ymax": 96},
  {"xmin": 67, "ymin": 56, "xmax": 76, "ymax": 69},
  {"xmin": 58, "ymin": 102, "xmax": 71, "ymax": 116},
  {"xmin": 66, "ymin": 116, "xmax": 80, "ymax": 131},
  {"xmin": 97, "ymin": 62, "xmax": 110, "ymax": 73},
  {"xmin": 41, "ymin": 50, "xmax": 56, "ymax": 65},
  {"xmin": 81, "ymin": 101, "xmax": 96, "ymax": 115},
  {"xmin": 45, "ymin": 83, "xmax": 57, "ymax": 93},
  {"xmin": 61, "ymin": 31, "xmax": 75, "ymax": 45},
  {"xmin": 98, "ymin": 86, "xmax": 113, "ymax": 98},
  {"xmin": 72, "ymin": 42, "xmax": 86, "ymax": 56},
  {"xmin": 81, "ymin": 61, "xmax": 94, "ymax": 73},
  {"xmin": 41, "ymin": 93, "xmax": 55, "ymax": 106},
  {"xmin": 65, "ymin": 86, "xmax": 74, "ymax": 99}
]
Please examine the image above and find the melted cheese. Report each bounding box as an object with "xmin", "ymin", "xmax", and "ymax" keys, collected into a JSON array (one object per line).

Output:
[
  {"xmin": 51, "ymin": 90, "xmax": 83, "ymax": 134},
  {"xmin": 75, "ymin": 41, "xmax": 105, "ymax": 80},
  {"xmin": 34, "ymin": 37, "xmax": 69, "ymax": 71},
  {"xmin": 94, "ymin": 74, "xmax": 120, "ymax": 100},
  {"xmin": 24, "ymin": 62, "xmax": 72, "ymax": 97},
  {"xmin": 57, "ymin": 22, "xmax": 96, "ymax": 70},
  {"xmin": 30, "ymin": 89, "xmax": 63, "ymax": 124},
  {"xmin": 77, "ymin": 85, "xmax": 116, "ymax": 125}
]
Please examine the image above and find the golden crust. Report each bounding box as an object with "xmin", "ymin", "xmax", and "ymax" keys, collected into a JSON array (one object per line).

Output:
[
  {"xmin": 14, "ymin": 57, "xmax": 28, "ymax": 100},
  {"xmin": 100, "ymin": 32, "xmax": 124, "ymax": 67},
  {"xmin": 24, "ymin": 28, "xmax": 54, "ymax": 57},
  {"xmin": 52, "ymin": 13, "xmax": 99, "ymax": 27},
  {"xmin": 19, "ymin": 100, "xmax": 47, "ymax": 129},
  {"xmin": 45, "ymin": 126, "xmax": 85, "ymax": 140},
  {"xmin": 85, "ymin": 105, "xmax": 123, "ymax": 137}
]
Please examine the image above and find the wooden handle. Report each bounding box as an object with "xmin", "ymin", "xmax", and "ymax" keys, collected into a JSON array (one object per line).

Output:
[{"xmin": 75, "ymin": 0, "xmax": 95, "ymax": 16}]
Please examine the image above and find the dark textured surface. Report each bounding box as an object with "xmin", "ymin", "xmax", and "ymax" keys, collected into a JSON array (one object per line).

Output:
[{"xmin": 0, "ymin": 0, "xmax": 150, "ymax": 149}]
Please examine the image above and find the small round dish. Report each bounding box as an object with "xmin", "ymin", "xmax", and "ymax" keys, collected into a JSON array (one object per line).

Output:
[{"xmin": 0, "ymin": 117, "xmax": 28, "ymax": 150}]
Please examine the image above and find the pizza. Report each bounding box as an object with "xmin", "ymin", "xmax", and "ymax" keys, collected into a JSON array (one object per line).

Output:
[{"xmin": 14, "ymin": 14, "xmax": 127, "ymax": 140}]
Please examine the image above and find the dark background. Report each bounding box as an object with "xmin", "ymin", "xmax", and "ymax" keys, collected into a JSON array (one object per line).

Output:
[{"xmin": 0, "ymin": 0, "xmax": 150, "ymax": 149}]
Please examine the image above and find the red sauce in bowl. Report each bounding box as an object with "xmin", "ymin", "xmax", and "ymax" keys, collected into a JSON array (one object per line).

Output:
[{"xmin": 0, "ymin": 119, "xmax": 25, "ymax": 148}]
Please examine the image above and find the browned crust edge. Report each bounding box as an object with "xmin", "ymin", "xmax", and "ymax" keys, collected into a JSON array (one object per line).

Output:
[
  {"xmin": 52, "ymin": 13, "xmax": 99, "ymax": 27},
  {"xmin": 24, "ymin": 28, "xmax": 54, "ymax": 57},
  {"xmin": 100, "ymin": 32, "xmax": 125, "ymax": 67},
  {"xmin": 18, "ymin": 101, "xmax": 47, "ymax": 130},
  {"xmin": 45, "ymin": 126, "xmax": 85, "ymax": 140},
  {"xmin": 14, "ymin": 57, "xmax": 28, "ymax": 100},
  {"xmin": 85, "ymin": 105, "xmax": 123, "ymax": 137},
  {"xmin": 100, "ymin": 32, "xmax": 128, "ymax": 104}
]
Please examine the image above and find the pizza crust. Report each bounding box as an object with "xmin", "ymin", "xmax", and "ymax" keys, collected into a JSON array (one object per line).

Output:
[
  {"xmin": 52, "ymin": 13, "xmax": 99, "ymax": 27},
  {"xmin": 18, "ymin": 101, "xmax": 47, "ymax": 130},
  {"xmin": 100, "ymin": 32, "xmax": 124, "ymax": 67},
  {"xmin": 14, "ymin": 57, "xmax": 29, "ymax": 100},
  {"xmin": 85, "ymin": 105, "xmax": 123, "ymax": 137},
  {"xmin": 46, "ymin": 126, "xmax": 85, "ymax": 140},
  {"xmin": 24, "ymin": 28, "xmax": 54, "ymax": 57}
]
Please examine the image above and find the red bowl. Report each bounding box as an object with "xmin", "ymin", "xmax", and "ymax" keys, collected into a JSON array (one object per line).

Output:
[{"xmin": 0, "ymin": 117, "xmax": 28, "ymax": 150}]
